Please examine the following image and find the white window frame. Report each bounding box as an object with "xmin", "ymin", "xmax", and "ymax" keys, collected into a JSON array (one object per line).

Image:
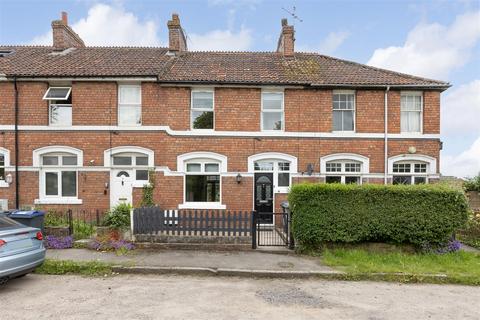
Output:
[
  {"xmin": 42, "ymin": 87, "xmax": 72, "ymax": 100},
  {"xmin": 332, "ymin": 90, "xmax": 356, "ymax": 133},
  {"xmin": 388, "ymin": 154, "xmax": 436, "ymax": 185},
  {"xmin": 44, "ymin": 87, "xmax": 73, "ymax": 127},
  {"xmin": 118, "ymin": 84, "xmax": 142, "ymax": 127},
  {"xmin": 320, "ymin": 153, "xmax": 369, "ymax": 184},
  {"xmin": 0, "ymin": 147, "xmax": 10, "ymax": 188},
  {"xmin": 400, "ymin": 91, "xmax": 423, "ymax": 134},
  {"xmin": 191, "ymin": 88, "xmax": 215, "ymax": 131},
  {"xmin": 33, "ymin": 146, "xmax": 83, "ymax": 205},
  {"xmin": 104, "ymin": 146, "xmax": 154, "ymax": 187},
  {"xmin": 248, "ymin": 152, "xmax": 297, "ymax": 194},
  {"xmin": 261, "ymin": 90, "xmax": 285, "ymax": 132},
  {"xmin": 178, "ymin": 152, "xmax": 227, "ymax": 209}
]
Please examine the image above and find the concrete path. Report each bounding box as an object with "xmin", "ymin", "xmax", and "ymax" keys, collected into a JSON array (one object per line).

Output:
[
  {"xmin": 47, "ymin": 248, "xmax": 336, "ymax": 273},
  {"xmin": 3, "ymin": 274, "xmax": 479, "ymax": 320}
]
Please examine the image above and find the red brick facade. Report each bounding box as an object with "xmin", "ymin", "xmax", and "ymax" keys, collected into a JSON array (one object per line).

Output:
[{"xmin": 0, "ymin": 81, "xmax": 442, "ymax": 213}]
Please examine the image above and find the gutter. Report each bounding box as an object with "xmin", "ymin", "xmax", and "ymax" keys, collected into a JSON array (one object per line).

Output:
[
  {"xmin": 384, "ymin": 86, "xmax": 390, "ymax": 184},
  {"xmin": 13, "ymin": 77, "xmax": 19, "ymax": 208}
]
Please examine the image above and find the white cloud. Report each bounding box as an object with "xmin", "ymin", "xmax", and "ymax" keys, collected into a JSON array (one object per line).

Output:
[
  {"xmin": 442, "ymin": 137, "xmax": 480, "ymax": 178},
  {"xmin": 297, "ymin": 31, "xmax": 350, "ymax": 55},
  {"xmin": 367, "ymin": 11, "xmax": 480, "ymax": 79},
  {"xmin": 188, "ymin": 27, "xmax": 253, "ymax": 51},
  {"xmin": 441, "ymin": 80, "xmax": 480, "ymax": 136},
  {"xmin": 30, "ymin": 3, "xmax": 162, "ymax": 46}
]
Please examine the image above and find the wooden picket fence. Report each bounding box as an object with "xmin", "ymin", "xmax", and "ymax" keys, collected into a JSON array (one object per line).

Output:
[{"xmin": 132, "ymin": 207, "xmax": 253, "ymax": 237}]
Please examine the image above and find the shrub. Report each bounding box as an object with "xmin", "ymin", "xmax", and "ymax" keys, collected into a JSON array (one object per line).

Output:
[
  {"xmin": 289, "ymin": 183, "xmax": 469, "ymax": 249},
  {"xmin": 457, "ymin": 212, "xmax": 480, "ymax": 249},
  {"xmin": 88, "ymin": 236, "xmax": 135, "ymax": 255},
  {"xmin": 141, "ymin": 170, "xmax": 156, "ymax": 207},
  {"xmin": 102, "ymin": 203, "xmax": 131, "ymax": 230},
  {"xmin": 464, "ymin": 173, "xmax": 480, "ymax": 192}
]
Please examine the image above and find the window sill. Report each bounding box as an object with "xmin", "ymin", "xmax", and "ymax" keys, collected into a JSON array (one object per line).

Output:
[
  {"xmin": 34, "ymin": 198, "xmax": 83, "ymax": 205},
  {"xmin": 274, "ymin": 187, "xmax": 290, "ymax": 194},
  {"xmin": 178, "ymin": 202, "xmax": 226, "ymax": 210},
  {"xmin": 0, "ymin": 181, "xmax": 9, "ymax": 188}
]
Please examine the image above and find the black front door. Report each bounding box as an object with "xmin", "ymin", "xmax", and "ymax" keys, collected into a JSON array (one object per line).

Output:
[{"xmin": 254, "ymin": 172, "xmax": 274, "ymax": 224}]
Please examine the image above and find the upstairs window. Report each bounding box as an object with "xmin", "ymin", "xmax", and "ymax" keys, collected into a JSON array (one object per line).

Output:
[
  {"xmin": 401, "ymin": 92, "xmax": 422, "ymax": 133},
  {"xmin": 332, "ymin": 91, "xmax": 355, "ymax": 132},
  {"xmin": 43, "ymin": 87, "xmax": 72, "ymax": 126},
  {"xmin": 191, "ymin": 90, "xmax": 214, "ymax": 129},
  {"xmin": 262, "ymin": 92, "xmax": 284, "ymax": 131},
  {"xmin": 118, "ymin": 85, "xmax": 142, "ymax": 126}
]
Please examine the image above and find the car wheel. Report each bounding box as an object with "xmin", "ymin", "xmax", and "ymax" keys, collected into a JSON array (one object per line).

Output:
[{"xmin": 0, "ymin": 277, "xmax": 8, "ymax": 286}]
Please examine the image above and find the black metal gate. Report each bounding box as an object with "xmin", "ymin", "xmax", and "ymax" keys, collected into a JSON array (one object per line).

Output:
[{"xmin": 252, "ymin": 211, "xmax": 293, "ymax": 249}]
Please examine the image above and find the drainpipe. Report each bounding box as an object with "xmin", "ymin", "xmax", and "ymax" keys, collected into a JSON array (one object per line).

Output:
[
  {"xmin": 13, "ymin": 77, "xmax": 19, "ymax": 208},
  {"xmin": 384, "ymin": 86, "xmax": 390, "ymax": 185}
]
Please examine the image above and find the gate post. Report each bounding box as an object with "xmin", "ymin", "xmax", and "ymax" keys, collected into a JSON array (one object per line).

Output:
[
  {"xmin": 288, "ymin": 211, "xmax": 295, "ymax": 250},
  {"xmin": 67, "ymin": 209, "xmax": 73, "ymax": 236},
  {"xmin": 251, "ymin": 211, "xmax": 257, "ymax": 249}
]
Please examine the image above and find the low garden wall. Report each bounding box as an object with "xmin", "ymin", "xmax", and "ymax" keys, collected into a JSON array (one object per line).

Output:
[{"xmin": 289, "ymin": 183, "xmax": 470, "ymax": 249}]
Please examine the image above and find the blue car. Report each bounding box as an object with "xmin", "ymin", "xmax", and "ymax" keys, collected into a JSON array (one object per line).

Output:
[{"xmin": 0, "ymin": 213, "xmax": 46, "ymax": 285}]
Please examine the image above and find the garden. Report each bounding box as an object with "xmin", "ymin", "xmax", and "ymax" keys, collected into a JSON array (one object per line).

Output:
[
  {"xmin": 42, "ymin": 203, "xmax": 135, "ymax": 255},
  {"xmin": 288, "ymin": 180, "xmax": 480, "ymax": 285}
]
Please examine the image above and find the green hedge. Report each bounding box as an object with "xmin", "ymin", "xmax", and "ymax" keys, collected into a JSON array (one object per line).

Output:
[{"xmin": 289, "ymin": 183, "xmax": 469, "ymax": 248}]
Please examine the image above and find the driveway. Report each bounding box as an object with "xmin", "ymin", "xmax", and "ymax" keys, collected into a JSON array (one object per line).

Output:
[{"xmin": 1, "ymin": 274, "xmax": 479, "ymax": 320}]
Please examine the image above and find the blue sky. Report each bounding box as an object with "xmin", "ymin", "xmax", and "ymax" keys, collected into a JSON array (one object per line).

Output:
[{"xmin": 1, "ymin": 0, "xmax": 479, "ymax": 177}]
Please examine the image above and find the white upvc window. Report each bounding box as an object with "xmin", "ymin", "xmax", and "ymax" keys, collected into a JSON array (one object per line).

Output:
[
  {"xmin": 118, "ymin": 84, "xmax": 142, "ymax": 126},
  {"xmin": 44, "ymin": 87, "xmax": 72, "ymax": 126},
  {"xmin": 184, "ymin": 160, "xmax": 221, "ymax": 203},
  {"xmin": 111, "ymin": 153, "xmax": 150, "ymax": 181},
  {"xmin": 332, "ymin": 90, "xmax": 355, "ymax": 132},
  {"xmin": 191, "ymin": 89, "xmax": 214, "ymax": 130},
  {"xmin": 325, "ymin": 160, "xmax": 362, "ymax": 184},
  {"xmin": 41, "ymin": 154, "xmax": 78, "ymax": 199},
  {"xmin": 401, "ymin": 92, "xmax": 423, "ymax": 133},
  {"xmin": 261, "ymin": 91, "xmax": 284, "ymax": 131},
  {"xmin": 254, "ymin": 160, "xmax": 292, "ymax": 192},
  {"xmin": 392, "ymin": 161, "xmax": 428, "ymax": 185}
]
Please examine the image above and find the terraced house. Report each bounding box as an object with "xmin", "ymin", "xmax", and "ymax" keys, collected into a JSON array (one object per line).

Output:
[{"xmin": 0, "ymin": 13, "xmax": 448, "ymax": 214}]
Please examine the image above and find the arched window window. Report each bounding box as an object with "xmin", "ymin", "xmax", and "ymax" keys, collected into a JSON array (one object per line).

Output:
[
  {"xmin": 178, "ymin": 152, "xmax": 227, "ymax": 209},
  {"xmin": 320, "ymin": 153, "xmax": 369, "ymax": 184},
  {"xmin": 33, "ymin": 146, "xmax": 83, "ymax": 204},
  {"xmin": 248, "ymin": 152, "xmax": 297, "ymax": 193},
  {"xmin": 388, "ymin": 154, "xmax": 436, "ymax": 185},
  {"xmin": 104, "ymin": 146, "xmax": 154, "ymax": 182}
]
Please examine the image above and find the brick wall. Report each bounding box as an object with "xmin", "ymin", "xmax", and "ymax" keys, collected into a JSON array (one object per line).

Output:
[{"xmin": 72, "ymin": 82, "xmax": 117, "ymax": 125}]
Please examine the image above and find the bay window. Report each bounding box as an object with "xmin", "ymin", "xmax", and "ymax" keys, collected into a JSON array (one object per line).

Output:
[
  {"xmin": 401, "ymin": 92, "xmax": 422, "ymax": 133},
  {"xmin": 43, "ymin": 87, "xmax": 72, "ymax": 126},
  {"xmin": 191, "ymin": 90, "xmax": 214, "ymax": 129},
  {"xmin": 118, "ymin": 85, "xmax": 142, "ymax": 126},
  {"xmin": 332, "ymin": 91, "xmax": 355, "ymax": 132},
  {"xmin": 261, "ymin": 92, "xmax": 284, "ymax": 131}
]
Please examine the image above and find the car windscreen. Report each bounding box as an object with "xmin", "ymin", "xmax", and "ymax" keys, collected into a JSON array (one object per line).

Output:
[{"xmin": 0, "ymin": 216, "xmax": 21, "ymax": 229}]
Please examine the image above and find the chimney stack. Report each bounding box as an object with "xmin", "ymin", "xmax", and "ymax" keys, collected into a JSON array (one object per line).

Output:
[
  {"xmin": 52, "ymin": 11, "xmax": 85, "ymax": 50},
  {"xmin": 167, "ymin": 13, "xmax": 187, "ymax": 53},
  {"xmin": 277, "ymin": 18, "xmax": 295, "ymax": 57}
]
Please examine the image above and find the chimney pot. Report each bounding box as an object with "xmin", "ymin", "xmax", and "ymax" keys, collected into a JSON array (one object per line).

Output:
[{"xmin": 61, "ymin": 11, "xmax": 68, "ymax": 25}]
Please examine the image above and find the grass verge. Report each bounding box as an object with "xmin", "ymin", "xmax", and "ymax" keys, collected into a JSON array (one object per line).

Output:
[
  {"xmin": 35, "ymin": 259, "xmax": 114, "ymax": 276},
  {"xmin": 322, "ymin": 249, "xmax": 480, "ymax": 285}
]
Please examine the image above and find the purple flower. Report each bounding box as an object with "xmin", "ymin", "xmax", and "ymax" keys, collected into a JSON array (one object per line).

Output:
[
  {"xmin": 45, "ymin": 235, "xmax": 73, "ymax": 249},
  {"xmin": 87, "ymin": 238, "xmax": 135, "ymax": 252}
]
